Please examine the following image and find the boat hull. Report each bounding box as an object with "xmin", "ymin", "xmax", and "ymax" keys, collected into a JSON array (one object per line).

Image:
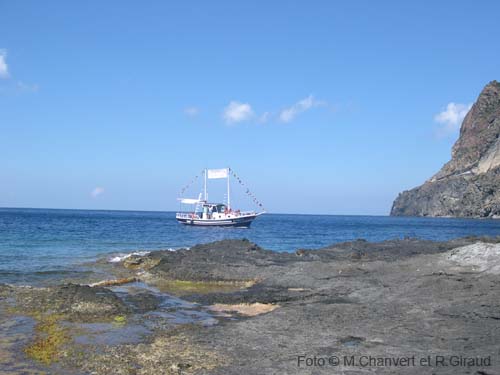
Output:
[{"xmin": 176, "ymin": 214, "xmax": 257, "ymax": 227}]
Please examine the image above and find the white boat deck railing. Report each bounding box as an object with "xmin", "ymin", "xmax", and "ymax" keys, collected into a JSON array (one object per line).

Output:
[
  {"xmin": 176, "ymin": 212, "xmax": 201, "ymax": 219},
  {"xmin": 176, "ymin": 211, "xmax": 256, "ymax": 219},
  {"xmin": 237, "ymin": 211, "xmax": 256, "ymax": 216}
]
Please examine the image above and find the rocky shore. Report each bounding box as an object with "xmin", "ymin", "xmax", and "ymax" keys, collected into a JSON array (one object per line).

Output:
[
  {"xmin": 1, "ymin": 238, "xmax": 500, "ymax": 374},
  {"xmin": 392, "ymin": 80, "xmax": 500, "ymax": 218}
]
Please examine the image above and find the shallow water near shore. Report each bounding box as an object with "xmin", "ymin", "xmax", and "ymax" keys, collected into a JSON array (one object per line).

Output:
[
  {"xmin": 0, "ymin": 280, "xmax": 223, "ymax": 374},
  {"xmin": 1, "ymin": 207, "xmax": 499, "ymax": 285}
]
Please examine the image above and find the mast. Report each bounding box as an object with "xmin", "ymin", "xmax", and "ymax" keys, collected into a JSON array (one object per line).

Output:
[
  {"xmin": 204, "ymin": 169, "xmax": 207, "ymax": 201},
  {"xmin": 227, "ymin": 167, "xmax": 231, "ymax": 209}
]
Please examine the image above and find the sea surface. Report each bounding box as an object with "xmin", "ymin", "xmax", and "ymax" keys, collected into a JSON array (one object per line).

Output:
[{"xmin": 1, "ymin": 207, "xmax": 499, "ymax": 285}]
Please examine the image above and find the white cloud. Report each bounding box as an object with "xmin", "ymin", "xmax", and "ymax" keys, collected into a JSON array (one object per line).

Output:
[
  {"xmin": 434, "ymin": 102, "xmax": 472, "ymax": 136},
  {"xmin": 279, "ymin": 95, "xmax": 324, "ymax": 123},
  {"xmin": 0, "ymin": 49, "xmax": 9, "ymax": 79},
  {"xmin": 90, "ymin": 187, "xmax": 105, "ymax": 198},
  {"xmin": 184, "ymin": 106, "xmax": 199, "ymax": 117},
  {"xmin": 222, "ymin": 101, "xmax": 254, "ymax": 124}
]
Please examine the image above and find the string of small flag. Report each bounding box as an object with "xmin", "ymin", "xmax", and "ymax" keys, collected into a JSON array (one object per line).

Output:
[
  {"xmin": 179, "ymin": 168, "xmax": 266, "ymax": 212},
  {"xmin": 179, "ymin": 170, "xmax": 203, "ymax": 196},
  {"xmin": 229, "ymin": 168, "xmax": 266, "ymax": 211}
]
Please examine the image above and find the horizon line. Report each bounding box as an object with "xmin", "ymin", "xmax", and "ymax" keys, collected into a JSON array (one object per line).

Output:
[{"xmin": 0, "ymin": 206, "xmax": 392, "ymax": 217}]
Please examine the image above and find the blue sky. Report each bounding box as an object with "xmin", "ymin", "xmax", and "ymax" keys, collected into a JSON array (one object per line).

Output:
[{"xmin": 1, "ymin": 1, "xmax": 499, "ymax": 214}]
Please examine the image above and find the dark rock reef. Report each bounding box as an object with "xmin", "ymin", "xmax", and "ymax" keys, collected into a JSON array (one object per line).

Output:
[
  {"xmin": 95, "ymin": 238, "xmax": 500, "ymax": 374},
  {"xmin": 3, "ymin": 238, "xmax": 500, "ymax": 374},
  {"xmin": 391, "ymin": 80, "xmax": 500, "ymax": 218}
]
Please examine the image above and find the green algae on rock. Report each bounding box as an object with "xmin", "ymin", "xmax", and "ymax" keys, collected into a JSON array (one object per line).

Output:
[{"xmin": 24, "ymin": 314, "xmax": 69, "ymax": 365}]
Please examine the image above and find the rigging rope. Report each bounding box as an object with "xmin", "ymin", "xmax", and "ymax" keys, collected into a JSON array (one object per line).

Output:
[
  {"xmin": 179, "ymin": 168, "xmax": 266, "ymax": 212},
  {"xmin": 229, "ymin": 168, "xmax": 266, "ymax": 212},
  {"xmin": 179, "ymin": 170, "xmax": 204, "ymax": 196}
]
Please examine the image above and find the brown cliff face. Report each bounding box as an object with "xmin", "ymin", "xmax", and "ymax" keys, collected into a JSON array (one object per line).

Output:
[{"xmin": 391, "ymin": 81, "xmax": 500, "ymax": 218}]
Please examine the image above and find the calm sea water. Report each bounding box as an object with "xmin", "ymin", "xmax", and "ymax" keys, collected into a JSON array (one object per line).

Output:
[{"xmin": 1, "ymin": 207, "xmax": 499, "ymax": 285}]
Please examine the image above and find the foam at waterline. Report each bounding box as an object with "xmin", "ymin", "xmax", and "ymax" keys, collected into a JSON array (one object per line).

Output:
[
  {"xmin": 108, "ymin": 251, "xmax": 151, "ymax": 263},
  {"xmin": 107, "ymin": 247, "xmax": 187, "ymax": 263}
]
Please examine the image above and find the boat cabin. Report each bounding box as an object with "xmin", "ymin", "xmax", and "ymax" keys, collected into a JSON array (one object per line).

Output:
[{"xmin": 202, "ymin": 203, "xmax": 238, "ymax": 219}]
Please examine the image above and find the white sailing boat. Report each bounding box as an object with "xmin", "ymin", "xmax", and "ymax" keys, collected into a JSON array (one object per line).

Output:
[{"xmin": 176, "ymin": 168, "xmax": 265, "ymax": 227}]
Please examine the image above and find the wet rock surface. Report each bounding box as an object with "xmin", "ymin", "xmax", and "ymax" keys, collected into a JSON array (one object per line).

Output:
[
  {"xmin": 2, "ymin": 238, "xmax": 500, "ymax": 374},
  {"xmin": 11, "ymin": 283, "xmax": 130, "ymax": 322}
]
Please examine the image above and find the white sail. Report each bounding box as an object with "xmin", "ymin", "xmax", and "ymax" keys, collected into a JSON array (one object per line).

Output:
[
  {"xmin": 207, "ymin": 168, "xmax": 229, "ymax": 179},
  {"xmin": 178, "ymin": 198, "xmax": 201, "ymax": 204}
]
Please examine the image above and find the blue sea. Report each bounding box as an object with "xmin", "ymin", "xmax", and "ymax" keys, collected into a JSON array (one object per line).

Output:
[{"xmin": 1, "ymin": 207, "xmax": 499, "ymax": 285}]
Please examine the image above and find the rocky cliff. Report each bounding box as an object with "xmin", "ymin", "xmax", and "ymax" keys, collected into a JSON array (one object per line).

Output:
[{"xmin": 391, "ymin": 80, "xmax": 500, "ymax": 218}]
